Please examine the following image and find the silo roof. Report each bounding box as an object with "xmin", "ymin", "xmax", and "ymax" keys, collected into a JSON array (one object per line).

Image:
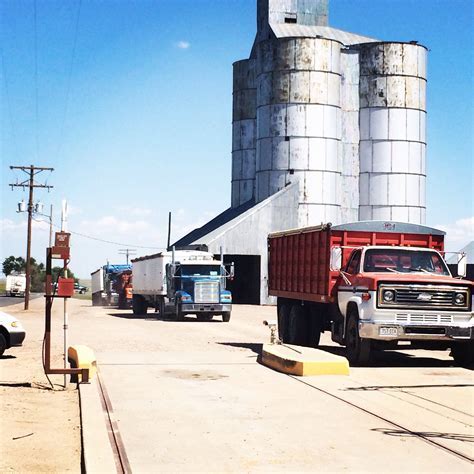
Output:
[{"xmin": 270, "ymin": 23, "xmax": 378, "ymax": 46}]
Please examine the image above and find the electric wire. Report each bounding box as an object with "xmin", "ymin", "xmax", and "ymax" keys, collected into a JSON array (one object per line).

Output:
[
  {"xmin": 33, "ymin": 0, "xmax": 39, "ymax": 160},
  {"xmin": 32, "ymin": 216, "xmax": 164, "ymax": 250},
  {"xmin": 56, "ymin": 0, "xmax": 82, "ymax": 161},
  {"xmin": 0, "ymin": 43, "xmax": 19, "ymax": 159}
]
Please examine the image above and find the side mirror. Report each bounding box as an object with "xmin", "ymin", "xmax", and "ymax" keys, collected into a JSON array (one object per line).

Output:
[
  {"xmin": 330, "ymin": 247, "xmax": 342, "ymax": 271},
  {"xmin": 457, "ymin": 253, "xmax": 467, "ymax": 278}
]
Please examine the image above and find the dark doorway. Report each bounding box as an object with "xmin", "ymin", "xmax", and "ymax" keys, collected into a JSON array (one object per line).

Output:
[{"xmin": 221, "ymin": 254, "xmax": 261, "ymax": 305}]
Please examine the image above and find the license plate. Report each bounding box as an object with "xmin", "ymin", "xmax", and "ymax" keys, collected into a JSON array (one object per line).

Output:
[{"xmin": 379, "ymin": 327, "xmax": 398, "ymax": 337}]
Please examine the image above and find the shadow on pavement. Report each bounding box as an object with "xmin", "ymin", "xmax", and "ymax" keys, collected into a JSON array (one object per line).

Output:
[
  {"xmin": 372, "ymin": 428, "xmax": 474, "ymax": 443},
  {"xmin": 318, "ymin": 344, "xmax": 457, "ymax": 368},
  {"xmin": 346, "ymin": 383, "xmax": 474, "ymax": 391},
  {"xmin": 107, "ymin": 312, "xmax": 222, "ymax": 323},
  {"xmin": 217, "ymin": 342, "xmax": 262, "ymax": 354}
]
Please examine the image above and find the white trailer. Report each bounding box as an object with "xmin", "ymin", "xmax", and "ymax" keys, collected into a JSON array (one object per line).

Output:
[
  {"xmin": 132, "ymin": 250, "xmax": 233, "ymax": 321},
  {"xmin": 6, "ymin": 274, "xmax": 26, "ymax": 297}
]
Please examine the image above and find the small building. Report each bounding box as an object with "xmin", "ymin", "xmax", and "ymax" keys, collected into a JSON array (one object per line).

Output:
[{"xmin": 174, "ymin": 0, "xmax": 428, "ymax": 304}]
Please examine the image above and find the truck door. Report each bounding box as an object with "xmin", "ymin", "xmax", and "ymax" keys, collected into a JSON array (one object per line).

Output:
[{"xmin": 337, "ymin": 250, "xmax": 362, "ymax": 314}]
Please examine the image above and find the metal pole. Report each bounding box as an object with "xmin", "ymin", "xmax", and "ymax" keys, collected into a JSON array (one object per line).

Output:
[
  {"xmin": 62, "ymin": 200, "xmax": 68, "ymax": 389},
  {"xmin": 167, "ymin": 211, "xmax": 172, "ymax": 250},
  {"xmin": 24, "ymin": 165, "xmax": 34, "ymax": 310},
  {"xmin": 49, "ymin": 204, "xmax": 53, "ymax": 248}
]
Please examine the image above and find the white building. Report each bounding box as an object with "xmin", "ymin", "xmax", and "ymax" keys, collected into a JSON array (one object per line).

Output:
[{"xmin": 175, "ymin": 0, "xmax": 428, "ymax": 304}]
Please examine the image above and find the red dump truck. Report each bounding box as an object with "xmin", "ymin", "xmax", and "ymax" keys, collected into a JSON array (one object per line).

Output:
[{"xmin": 268, "ymin": 221, "xmax": 473, "ymax": 366}]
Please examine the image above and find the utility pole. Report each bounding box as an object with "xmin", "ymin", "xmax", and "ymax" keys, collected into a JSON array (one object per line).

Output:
[
  {"xmin": 119, "ymin": 248, "xmax": 136, "ymax": 265},
  {"xmin": 9, "ymin": 165, "xmax": 54, "ymax": 310}
]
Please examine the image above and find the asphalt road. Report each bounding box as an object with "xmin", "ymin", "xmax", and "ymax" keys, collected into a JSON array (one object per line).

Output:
[
  {"xmin": 0, "ymin": 294, "xmax": 41, "ymax": 308},
  {"xmin": 69, "ymin": 303, "xmax": 473, "ymax": 473}
]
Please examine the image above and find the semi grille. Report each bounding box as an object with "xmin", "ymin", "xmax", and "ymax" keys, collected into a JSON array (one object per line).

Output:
[
  {"xmin": 194, "ymin": 281, "xmax": 219, "ymax": 303},
  {"xmin": 378, "ymin": 284, "xmax": 470, "ymax": 311}
]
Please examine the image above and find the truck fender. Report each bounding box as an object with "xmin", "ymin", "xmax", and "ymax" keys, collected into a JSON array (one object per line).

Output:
[{"xmin": 342, "ymin": 298, "xmax": 363, "ymax": 339}]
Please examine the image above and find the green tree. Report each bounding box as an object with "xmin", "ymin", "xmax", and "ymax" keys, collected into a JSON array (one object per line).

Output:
[
  {"xmin": 2, "ymin": 256, "xmax": 26, "ymax": 275},
  {"xmin": 2, "ymin": 256, "xmax": 77, "ymax": 292}
]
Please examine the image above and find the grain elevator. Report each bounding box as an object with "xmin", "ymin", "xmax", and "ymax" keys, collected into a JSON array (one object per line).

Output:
[{"xmin": 174, "ymin": 0, "xmax": 428, "ymax": 304}]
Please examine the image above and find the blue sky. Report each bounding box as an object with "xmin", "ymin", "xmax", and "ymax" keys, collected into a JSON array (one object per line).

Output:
[{"xmin": 1, "ymin": 0, "xmax": 473, "ymax": 278}]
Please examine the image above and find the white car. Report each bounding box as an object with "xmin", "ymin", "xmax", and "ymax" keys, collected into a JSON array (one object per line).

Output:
[{"xmin": 0, "ymin": 311, "xmax": 26, "ymax": 356}]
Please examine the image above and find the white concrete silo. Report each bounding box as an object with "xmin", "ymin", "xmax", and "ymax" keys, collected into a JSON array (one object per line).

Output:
[
  {"xmin": 255, "ymin": 36, "xmax": 343, "ymax": 226},
  {"xmin": 358, "ymin": 42, "xmax": 427, "ymax": 223},
  {"xmin": 231, "ymin": 59, "xmax": 257, "ymax": 207}
]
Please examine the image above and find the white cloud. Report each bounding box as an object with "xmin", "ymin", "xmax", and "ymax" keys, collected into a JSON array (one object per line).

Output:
[
  {"xmin": 435, "ymin": 216, "xmax": 474, "ymax": 252},
  {"xmin": 176, "ymin": 40, "xmax": 190, "ymax": 50}
]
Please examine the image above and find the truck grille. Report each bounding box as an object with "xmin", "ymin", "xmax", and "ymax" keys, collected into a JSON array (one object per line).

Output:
[
  {"xmin": 395, "ymin": 313, "xmax": 453, "ymax": 324},
  {"xmin": 194, "ymin": 281, "xmax": 219, "ymax": 303},
  {"xmin": 395, "ymin": 288, "xmax": 455, "ymax": 306},
  {"xmin": 378, "ymin": 284, "xmax": 470, "ymax": 311}
]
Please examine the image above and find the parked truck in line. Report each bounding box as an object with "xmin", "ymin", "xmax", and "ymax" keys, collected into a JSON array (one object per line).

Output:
[
  {"xmin": 132, "ymin": 249, "xmax": 233, "ymax": 321},
  {"xmin": 268, "ymin": 221, "xmax": 473, "ymax": 367},
  {"xmin": 5, "ymin": 274, "xmax": 26, "ymax": 297},
  {"xmin": 112, "ymin": 270, "xmax": 133, "ymax": 309},
  {"xmin": 91, "ymin": 264, "xmax": 132, "ymax": 306}
]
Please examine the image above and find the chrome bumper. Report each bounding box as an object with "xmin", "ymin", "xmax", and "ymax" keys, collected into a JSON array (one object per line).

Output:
[
  {"xmin": 182, "ymin": 303, "xmax": 232, "ymax": 314},
  {"xmin": 359, "ymin": 321, "xmax": 473, "ymax": 341}
]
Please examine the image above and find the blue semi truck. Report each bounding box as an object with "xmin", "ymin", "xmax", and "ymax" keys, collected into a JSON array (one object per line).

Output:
[{"xmin": 131, "ymin": 249, "xmax": 233, "ymax": 321}]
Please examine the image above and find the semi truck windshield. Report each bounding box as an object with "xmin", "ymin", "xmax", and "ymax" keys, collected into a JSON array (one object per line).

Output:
[{"xmin": 363, "ymin": 249, "xmax": 449, "ymax": 275}]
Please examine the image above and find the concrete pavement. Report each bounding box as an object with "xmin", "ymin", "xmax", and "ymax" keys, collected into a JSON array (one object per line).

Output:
[{"xmin": 75, "ymin": 304, "xmax": 473, "ymax": 473}]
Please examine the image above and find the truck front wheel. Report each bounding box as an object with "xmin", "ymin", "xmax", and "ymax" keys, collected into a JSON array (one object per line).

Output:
[
  {"xmin": 451, "ymin": 342, "xmax": 474, "ymax": 368},
  {"xmin": 132, "ymin": 295, "xmax": 147, "ymax": 315},
  {"xmin": 222, "ymin": 312, "xmax": 231, "ymax": 322},
  {"xmin": 346, "ymin": 310, "xmax": 371, "ymax": 366}
]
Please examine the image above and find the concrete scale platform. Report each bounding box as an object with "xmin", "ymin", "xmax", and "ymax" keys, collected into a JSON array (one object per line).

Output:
[{"xmin": 262, "ymin": 343, "xmax": 350, "ymax": 376}]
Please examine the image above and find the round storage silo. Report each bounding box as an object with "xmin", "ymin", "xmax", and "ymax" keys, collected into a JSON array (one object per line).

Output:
[
  {"xmin": 358, "ymin": 42, "xmax": 427, "ymax": 224},
  {"xmin": 255, "ymin": 36, "xmax": 343, "ymax": 226},
  {"xmin": 231, "ymin": 59, "xmax": 257, "ymax": 208}
]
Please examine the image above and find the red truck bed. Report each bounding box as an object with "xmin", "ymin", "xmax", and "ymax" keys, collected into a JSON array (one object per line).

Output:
[{"xmin": 268, "ymin": 221, "xmax": 445, "ymax": 303}]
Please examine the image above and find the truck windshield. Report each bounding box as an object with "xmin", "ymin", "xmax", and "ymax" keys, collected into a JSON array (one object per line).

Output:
[
  {"xmin": 363, "ymin": 249, "xmax": 449, "ymax": 275},
  {"xmin": 179, "ymin": 265, "xmax": 221, "ymax": 277}
]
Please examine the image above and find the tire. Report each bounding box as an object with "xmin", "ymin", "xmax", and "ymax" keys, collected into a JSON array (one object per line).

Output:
[
  {"xmin": 174, "ymin": 305, "xmax": 185, "ymax": 321},
  {"xmin": 222, "ymin": 312, "xmax": 231, "ymax": 323},
  {"xmin": 277, "ymin": 302, "xmax": 290, "ymax": 343},
  {"xmin": 287, "ymin": 304, "xmax": 308, "ymax": 346},
  {"xmin": 132, "ymin": 295, "xmax": 147, "ymax": 315},
  {"xmin": 0, "ymin": 333, "xmax": 7, "ymax": 356},
  {"xmin": 345, "ymin": 309, "xmax": 371, "ymax": 366},
  {"xmin": 451, "ymin": 342, "xmax": 474, "ymax": 368},
  {"xmin": 158, "ymin": 298, "xmax": 166, "ymax": 318}
]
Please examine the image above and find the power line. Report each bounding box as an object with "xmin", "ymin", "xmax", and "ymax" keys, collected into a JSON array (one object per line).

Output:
[
  {"xmin": 33, "ymin": 0, "xmax": 39, "ymax": 160},
  {"xmin": 35, "ymin": 219, "xmax": 163, "ymax": 250},
  {"xmin": 0, "ymin": 45, "xmax": 19, "ymax": 159},
  {"xmin": 56, "ymin": 0, "xmax": 82, "ymax": 160}
]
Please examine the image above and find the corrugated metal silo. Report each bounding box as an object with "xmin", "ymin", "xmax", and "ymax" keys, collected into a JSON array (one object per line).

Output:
[
  {"xmin": 358, "ymin": 42, "xmax": 427, "ymax": 223},
  {"xmin": 231, "ymin": 59, "xmax": 257, "ymax": 207},
  {"xmin": 255, "ymin": 36, "xmax": 343, "ymax": 226},
  {"xmin": 340, "ymin": 48, "xmax": 360, "ymax": 223}
]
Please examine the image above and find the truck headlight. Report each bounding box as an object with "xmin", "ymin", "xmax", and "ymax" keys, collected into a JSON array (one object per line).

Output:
[
  {"xmin": 180, "ymin": 294, "xmax": 192, "ymax": 302},
  {"xmin": 454, "ymin": 293, "xmax": 466, "ymax": 305},
  {"xmin": 383, "ymin": 290, "xmax": 395, "ymax": 302}
]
